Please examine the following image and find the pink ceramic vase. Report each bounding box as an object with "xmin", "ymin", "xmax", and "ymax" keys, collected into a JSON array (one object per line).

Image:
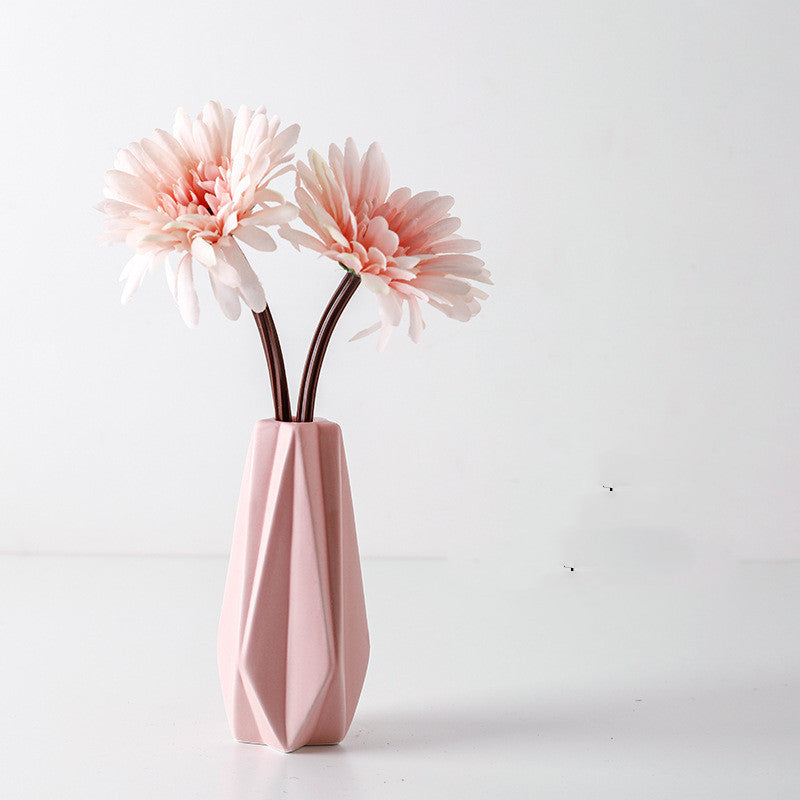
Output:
[{"xmin": 217, "ymin": 419, "xmax": 370, "ymax": 752}]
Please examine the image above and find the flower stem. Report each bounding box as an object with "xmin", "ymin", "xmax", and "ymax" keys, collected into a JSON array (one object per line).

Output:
[
  {"xmin": 297, "ymin": 272, "xmax": 361, "ymax": 423},
  {"xmin": 252, "ymin": 305, "xmax": 292, "ymax": 422}
]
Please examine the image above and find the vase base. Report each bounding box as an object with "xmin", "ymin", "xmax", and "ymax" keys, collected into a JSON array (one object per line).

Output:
[{"xmin": 235, "ymin": 738, "xmax": 342, "ymax": 753}]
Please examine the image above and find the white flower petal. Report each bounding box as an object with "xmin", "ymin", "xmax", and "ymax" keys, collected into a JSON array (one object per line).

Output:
[
  {"xmin": 331, "ymin": 251, "xmax": 363, "ymax": 272},
  {"xmin": 191, "ymin": 236, "xmax": 216, "ymax": 267},
  {"xmin": 360, "ymin": 273, "xmax": 390, "ymax": 295},
  {"xmin": 164, "ymin": 257, "xmax": 178, "ymax": 299},
  {"xmin": 120, "ymin": 254, "xmax": 150, "ymax": 303},
  {"xmin": 209, "ymin": 273, "xmax": 241, "ymax": 320},
  {"xmin": 221, "ymin": 239, "xmax": 266, "ymax": 312},
  {"xmin": 176, "ymin": 253, "xmax": 199, "ymax": 327},
  {"xmin": 377, "ymin": 323, "xmax": 393, "ymax": 352},
  {"xmin": 407, "ymin": 296, "xmax": 425, "ymax": 343},
  {"xmin": 221, "ymin": 213, "xmax": 238, "ymax": 236},
  {"xmin": 377, "ymin": 291, "xmax": 403, "ymax": 326}
]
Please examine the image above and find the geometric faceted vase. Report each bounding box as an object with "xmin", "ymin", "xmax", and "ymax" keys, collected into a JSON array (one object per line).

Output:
[{"xmin": 217, "ymin": 419, "xmax": 370, "ymax": 752}]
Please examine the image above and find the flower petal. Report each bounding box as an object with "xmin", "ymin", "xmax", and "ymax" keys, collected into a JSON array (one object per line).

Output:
[
  {"xmin": 191, "ymin": 236, "xmax": 216, "ymax": 267},
  {"xmin": 278, "ymin": 225, "xmax": 326, "ymax": 253},
  {"xmin": 407, "ymin": 295, "xmax": 425, "ymax": 343},
  {"xmin": 221, "ymin": 239, "xmax": 266, "ymax": 312},
  {"xmin": 176, "ymin": 253, "xmax": 200, "ymax": 327},
  {"xmin": 120, "ymin": 254, "xmax": 150, "ymax": 304},
  {"xmin": 233, "ymin": 225, "xmax": 276, "ymax": 252},
  {"xmin": 377, "ymin": 291, "xmax": 403, "ymax": 326},
  {"xmin": 209, "ymin": 272, "xmax": 241, "ymax": 320},
  {"xmin": 104, "ymin": 170, "xmax": 155, "ymax": 208},
  {"xmin": 360, "ymin": 272, "xmax": 390, "ymax": 294},
  {"xmin": 248, "ymin": 204, "xmax": 299, "ymax": 227},
  {"xmin": 349, "ymin": 321, "xmax": 382, "ymax": 342}
]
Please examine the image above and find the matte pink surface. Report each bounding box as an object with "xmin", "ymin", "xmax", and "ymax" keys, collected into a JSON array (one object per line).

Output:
[{"xmin": 217, "ymin": 419, "xmax": 370, "ymax": 752}]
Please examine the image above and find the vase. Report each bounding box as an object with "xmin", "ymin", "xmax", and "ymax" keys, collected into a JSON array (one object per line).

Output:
[{"xmin": 217, "ymin": 419, "xmax": 370, "ymax": 752}]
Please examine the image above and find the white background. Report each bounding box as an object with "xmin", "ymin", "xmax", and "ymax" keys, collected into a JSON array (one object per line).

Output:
[
  {"xmin": 2, "ymin": 3, "xmax": 800, "ymax": 797},
  {"xmin": 1, "ymin": 1, "xmax": 799, "ymax": 566}
]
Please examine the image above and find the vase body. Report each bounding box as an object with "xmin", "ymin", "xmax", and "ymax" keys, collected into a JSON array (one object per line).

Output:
[{"xmin": 217, "ymin": 419, "xmax": 370, "ymax": 752}]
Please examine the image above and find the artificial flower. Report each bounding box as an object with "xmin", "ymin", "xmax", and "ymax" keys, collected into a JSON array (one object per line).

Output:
[
  {"xmin": 280, "ymin": 139, "xmax": 491, "ymax": 350},
  {"xmin": 99, "ymin": 101, "xmax": 299, "ymax": 326}
]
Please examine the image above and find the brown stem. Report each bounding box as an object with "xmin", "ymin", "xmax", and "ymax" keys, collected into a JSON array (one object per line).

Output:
[
  {"xmin": 252, "ymin": 305, "xmax": 292, "ymax": 422},
  {"xmin": 297, "ymin": 271, "xmax": 361, "ymax": 422}
]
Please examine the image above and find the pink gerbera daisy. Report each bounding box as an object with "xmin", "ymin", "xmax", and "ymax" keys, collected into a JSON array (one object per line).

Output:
[
  {"xmin": 280, "ymin": 139, "xmax": 491, "ymax": 350},
  {"xmin": 98, "ymin": 101, "xmax": 299, "ymax": 326}
]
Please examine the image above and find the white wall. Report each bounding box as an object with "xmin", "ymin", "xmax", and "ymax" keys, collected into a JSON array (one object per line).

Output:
[{"xmin": 1, "ymin": 1, "xmax": 798, "ymax": 567}]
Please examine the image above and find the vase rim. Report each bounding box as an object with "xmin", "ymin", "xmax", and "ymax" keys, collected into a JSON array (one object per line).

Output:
[{"xmin": 255, "ymin": 417, "xmax": 336, "ymax": 426}]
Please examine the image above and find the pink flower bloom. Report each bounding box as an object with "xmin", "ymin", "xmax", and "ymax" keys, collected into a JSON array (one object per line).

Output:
[
  {"xmin": 98, "ymin": 101, "xmax": 299, "ymax": 326},
  {"xmin": 280, "ymin": 139, "xmax": 491, "ymax": 350}
]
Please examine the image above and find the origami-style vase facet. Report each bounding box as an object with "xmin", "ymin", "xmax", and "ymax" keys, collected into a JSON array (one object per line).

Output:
[{"xmin": 217, "ymin": 419, "xmax": 370, "ymax": 752}]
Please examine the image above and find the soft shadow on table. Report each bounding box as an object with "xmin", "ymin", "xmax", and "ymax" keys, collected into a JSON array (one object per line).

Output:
[
  {"xmin": 342, "ymin": 673, "xmax": 798, "ymax": 754},
  {"xmin": 343, "ymin": 700, "xmax": 541, "ymax": 752},
  {"xmin": 218, "ymin": 676, "xmax": 797, "ymax": 797}
]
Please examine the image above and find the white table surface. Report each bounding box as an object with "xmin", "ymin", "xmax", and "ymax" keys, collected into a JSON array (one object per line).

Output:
[{"xmin": 1, "ymin": 554, "xmax": 798, "ymax": 799}]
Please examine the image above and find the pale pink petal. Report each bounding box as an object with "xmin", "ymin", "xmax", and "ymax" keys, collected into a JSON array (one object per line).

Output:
[
  {"xmin": 377, "ymin": 291, "xmax": 403, "ymax": 326},
  {"xmin": 349, "ymin": 320, "xmax": 382, "ymax": 341},
  {"xmin": 191, "ymin": 236, "xmax": 216, "ymax": 267},
  {"xmin": 176, "ymin": 252, "xmax": 200, "ymax": 327},
  {"xmin": 394, "ymin": 195, "xmax": 455, "ymax": 240},
  {"xmin": 173, "ymin": 107, "xmax": 195, "ymax": 157},
  {"xmin": 140, "ymin": 138, "xmax": 181, "ymax": 181},
  {"xmin": 425, "ymin": 237, "xmax": 481, "ymax": 254},
  {"xmin": 278, "ymin": 226, "xmax": 326, "ymax": 252},
  {"xmin": 243, "ymin": 113, "xmax": 268, "ymax": 154},
  {"xmin": 201, "ymin": 100, "xmax": 226, "ymax": 154},
  {"xmin": 405, "ymin": 216, "xmax": 461, "ymax": 250},
  {"xmin": 233, "ymin": 225, "xmax": 276, "ymax": 251},
  {"xmin": 222, "ymin": 212, "xmax": 238, "ymax": 236},
  {"xmin": 104, "ymin": 170, "xmax": 155, "ymax": 208},
  {"xmin": 120, "ymin": 254, "xmax": 150, "ymax": 303},
  {"xmin": 248, "ymin": 204, "xmax": 298, "ymax": 227},
  {"xmin": 192, "ymin": 118, "xmax": 215, "ymax": 162},
  {"xmin": 330, "ymin": 251, "xmax": 363, "ymax": 272},
  {"xmin": 269, "ymin": 124, "xmax": 300, "ymax": 158},
  {"xmin": 377, "ymin": 323, "xmax": 393, "ymax": 352},
  {"xmin": 255, "ymin": 188, "xmax": 285, "ymax": 204},
  {"xmin": 343, "ymin": 138, "xmax": 360, "ymax": 201},
  {"xmin": 391, "ymin": 190, "xmax": 438, "ymax": 227},
  {"xmin": 407, "ymin": 296, "xmax": 425, "ymax": 343},
  {"xmin": 414, "ymin": 275, "xmax": 471, "ymax": 296},
  {"xmin": 164, "ymin": 257, "xmax": 178, "ymax": 298},
  {"xmin": 212, "ymin": 246, "xmax": 245, "ymax": 287},
  {"xmin": 97, "ymin": 199, "xmax": 138, "ymax": 216},
  {"xmin": 230, "ymin": 105, "xmax": 252, "ymax": 154},
  {"xmin": 376, "ymin": 187, "xmax": 413, "ymax": 221},
  {"xmin": 358, "ymin": 142, "xmax": 383, "ymax": 207},
  {"xmin": 367, "ymin": 246, "xmax": 387, "ymax": 271},
  {"xmin": 114, "ymin": 149, "xmax": 149, "ymax": 180},
  {"xmin": 221, "ymin": 239, "xmax": 266, "ymax": 312},
  {"xmin": 209, "ymin": 273, "xmax": 241, "ymax": 320}
]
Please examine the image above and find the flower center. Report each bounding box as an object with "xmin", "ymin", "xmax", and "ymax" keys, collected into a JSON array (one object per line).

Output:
[{"xmin": 156, "ymin": 158, "xmax": 233, "ymax": 222}]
